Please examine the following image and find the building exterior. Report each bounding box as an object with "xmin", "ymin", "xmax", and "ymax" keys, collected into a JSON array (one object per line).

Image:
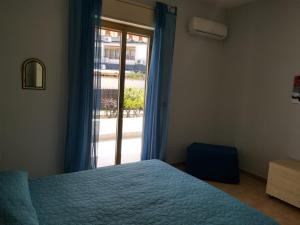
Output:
[{"xmin": 95, "ymin": 29, "xmax": 149, "ymax": 74}]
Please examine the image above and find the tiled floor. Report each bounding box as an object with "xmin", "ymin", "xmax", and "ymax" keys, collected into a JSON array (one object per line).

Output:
[
  {"xmin": 97, "ymin": 138, "xmax": 142, "ymax": 167},
  {"xmin": 97, "ymin": 117, "xmax": 143, "ymax": 167},
  {"xmin": 207, "ymin": 173, "xmax": 300, "ymax": 225}
]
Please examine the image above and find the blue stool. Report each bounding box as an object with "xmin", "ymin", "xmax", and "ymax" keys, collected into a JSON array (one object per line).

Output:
[{"xmin": 187, "ymin": 143, "xmax": 240, "ymax": 184}]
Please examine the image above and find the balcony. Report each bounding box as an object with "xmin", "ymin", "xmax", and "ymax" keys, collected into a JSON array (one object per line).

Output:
[{"xmin": 97, "ymin": 116, "xmax": 143, "ymax": 167}]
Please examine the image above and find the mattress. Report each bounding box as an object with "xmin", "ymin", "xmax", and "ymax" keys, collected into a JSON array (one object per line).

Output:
[{"xmin": 29, "ymin": 160, "xmax": 278, "ymax": 225}]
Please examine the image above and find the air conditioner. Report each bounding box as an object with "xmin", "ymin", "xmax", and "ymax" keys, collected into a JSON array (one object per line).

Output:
[{"xmin": 188, "ymin": 17, "xmax": 228, "ymax": 40}]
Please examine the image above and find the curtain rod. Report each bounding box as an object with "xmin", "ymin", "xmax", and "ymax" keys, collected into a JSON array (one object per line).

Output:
[
  {"xmin": 117, "ymin": 0, "xmax": 155, "ymax": 11},
  {"xmin": 116, "ymin": 0, "xmax": 177, "ymax": 12}
]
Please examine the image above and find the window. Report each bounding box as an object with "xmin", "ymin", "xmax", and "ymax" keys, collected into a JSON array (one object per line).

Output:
[
  {"xmin": 126, "ymin": 47, "xmax": 135, "ymax": 60},
  {"xmin": 103, "ymin": 46, "xmax": 136, "ymax": 61},
  {"xmin": 104, "ymin": 46, "xmax": 120, "ymax": 59}
]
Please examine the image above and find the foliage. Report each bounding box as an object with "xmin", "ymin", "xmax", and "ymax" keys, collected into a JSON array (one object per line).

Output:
[
  {"xmin": 101, "ymin": 88, "xmax": 145, "ymax": 118},
  {"xmin": 102, "ymin": 98, "xmax": 117, "ymax": 111},
  {"xmin": 102, "ymin": 98, "xmax": 118, "ymax": 117},
  {"xmin": 124, "ymin": 88, "xmax": 144, "ymax": 110}
]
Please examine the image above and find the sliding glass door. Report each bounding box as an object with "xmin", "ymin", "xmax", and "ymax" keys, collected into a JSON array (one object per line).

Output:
[
  {"xmin": 121, "ymin": 33, "xmax": 151, "ymax": 164},
  {"xmin": 95, "ymin": 21, "xmax": 152, "ymax": 167}
]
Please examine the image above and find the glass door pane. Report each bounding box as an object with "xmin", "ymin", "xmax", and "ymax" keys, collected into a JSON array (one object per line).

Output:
[
  {"xmin": 121, "ymin": 33, "xmax": 150, "ymax": 164},
  {"xmin": 97, "ymin": 28, "xmax": 121, "ymax": 167}
]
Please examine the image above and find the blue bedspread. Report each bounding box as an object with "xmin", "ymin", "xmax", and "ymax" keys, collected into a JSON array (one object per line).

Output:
[{"xmin": 29, "ymin": 160, "xmax": 278, "ymax": 225}]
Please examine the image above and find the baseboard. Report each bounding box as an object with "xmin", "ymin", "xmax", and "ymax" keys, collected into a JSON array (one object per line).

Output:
[
  {"xmin": 240, "ymin": 169, "xmax": 267, "ymax": 183},
  {"xmin": 170, "ymin": 161, "xmax": 267, "ymax": 183}
]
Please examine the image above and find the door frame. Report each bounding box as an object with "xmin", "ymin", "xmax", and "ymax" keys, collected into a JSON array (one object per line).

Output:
[{"xmin": 100, "ymin": 20, "xmax": 153, "ymax": 165}]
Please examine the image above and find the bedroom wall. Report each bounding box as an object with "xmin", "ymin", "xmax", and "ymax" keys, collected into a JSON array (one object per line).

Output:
[
  {"xmin": 0, "ymin": 0, "xmax": 225, "ymax": 177},
  {"xmin": 102, "ymin": 0, "xmax": 226, "ymax": 164},
  {"xmin": 156, "ymin": 0, "xmax": 225, "ymax": 164},
  {"xmin": 0, "ymin": 0, "xmax": 68, "ymax": 177},
  {"xmin": 215, "ymin": 0, "xmax": 300, "ymax": 177}
]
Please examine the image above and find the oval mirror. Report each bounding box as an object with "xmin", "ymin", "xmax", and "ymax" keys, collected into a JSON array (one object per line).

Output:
[{"xmin": 22, "ymin": 58, "xmax": 46, "ymax": 90}]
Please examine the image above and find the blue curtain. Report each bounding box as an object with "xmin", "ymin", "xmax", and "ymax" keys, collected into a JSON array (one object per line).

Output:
[
  {"xmin": 141, "ymin": 2, "xmax": 177, "ymax": 160},
  {"xmin": 64, "ymin": 0, "xmax": 102, "ymax": 172}
]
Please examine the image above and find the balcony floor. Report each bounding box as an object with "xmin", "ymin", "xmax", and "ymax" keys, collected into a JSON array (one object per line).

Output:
[{"xmin": 96, "ymin": 117, "xmax": 143, "ymax": 167}]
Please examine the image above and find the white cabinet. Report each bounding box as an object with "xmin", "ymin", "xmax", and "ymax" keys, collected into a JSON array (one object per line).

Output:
[{"xmin": 266, "ymin": 160, "xmax": 300, "ymax": 208}]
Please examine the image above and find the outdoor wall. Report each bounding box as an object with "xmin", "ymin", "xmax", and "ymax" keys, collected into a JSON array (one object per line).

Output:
[
  {"xmin": 216, "ymin": 0, "xmax": 300, "ymax": 178},
  {"xmin": 0, "ymin": 0, "xmax": 225, "ymax": 177},
  {"xmin": 0, "ymin": 0, "xmax": 68, "ymax": 177}
]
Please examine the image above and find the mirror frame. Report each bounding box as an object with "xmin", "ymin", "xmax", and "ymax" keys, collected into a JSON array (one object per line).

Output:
[{"xmin": 22, "ymin": 58, "xmax": 46, "ymax": 90}]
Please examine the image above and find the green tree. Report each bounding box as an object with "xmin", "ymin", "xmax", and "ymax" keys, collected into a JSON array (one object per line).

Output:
[{"xmin": 124, "ymin": 88, "xmax": 144, "ymax": 117}]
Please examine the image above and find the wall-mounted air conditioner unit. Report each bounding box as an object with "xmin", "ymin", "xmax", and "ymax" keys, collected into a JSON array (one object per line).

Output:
[{"xmin": 188, "ymin": 17, "xmax": 228, "ymax": 40}]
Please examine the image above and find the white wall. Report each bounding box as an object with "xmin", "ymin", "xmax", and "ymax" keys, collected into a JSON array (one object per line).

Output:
[
  {"xmin": 0, "ymin": 0, "xmax": 68, "ymax": 177},
  {"xmin": 160, "ymin": 0, "xmax": 225, "ymax": 163},
  {"xmin": 4, "ymin": 0, "xmax": 297, "ymax": 179},
  {"xmin": 102, "ymin": 0, "xmax": 154, "ymax": 28},
  {"xmin": 0, "ymin": 0, "xmax": 225, "ymax": 177},
  {"xmin": 103, "ymin": 0, "xmax": 226, "ymax": 165},
  {"xmin": 216, "ymin": 0, "xmax": 300, "ymax": 177}
]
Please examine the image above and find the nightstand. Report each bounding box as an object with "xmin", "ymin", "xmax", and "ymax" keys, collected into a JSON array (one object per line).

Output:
[{"xmin": 266, "ymin": 159, "xmax": 300, "ymax": 208}]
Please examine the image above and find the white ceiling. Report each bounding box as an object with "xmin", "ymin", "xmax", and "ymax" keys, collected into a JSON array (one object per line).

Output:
[{"xmin": 200, "ymin": 0, "xmax": 256, "ymax": 8}]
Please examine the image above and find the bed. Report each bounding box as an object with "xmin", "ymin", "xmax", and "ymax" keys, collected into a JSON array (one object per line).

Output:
[{"xmin": 1, "ymin": 160, "xmax": 278, "ymax": 225}]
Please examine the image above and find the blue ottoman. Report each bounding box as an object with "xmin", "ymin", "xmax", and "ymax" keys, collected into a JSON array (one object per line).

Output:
[{"xmin": 187, "ymin": 143, "xmax": 240, "ymax": 184}]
